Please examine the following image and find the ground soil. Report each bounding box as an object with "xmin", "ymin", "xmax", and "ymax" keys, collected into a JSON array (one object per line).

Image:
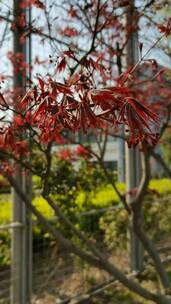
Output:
[{"xmin": 0, "ymin": 238, "xmax": 171, "ymax": 304}]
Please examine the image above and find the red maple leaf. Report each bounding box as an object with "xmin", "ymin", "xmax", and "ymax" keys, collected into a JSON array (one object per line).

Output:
[
  {"xmin": 57, "ymin": 57, "xmax": 66, "ymax": 73},
  {"xmin": 76, "ymin": 145, "xmax": 90, "ymax": 159},
  {"xmin": 119, "ymin": 97, "xmax": 158, "ymax": 133},
  {"xmin": 13, "ymin": 115, "xmax": 25, "ymax": 127},
  {"xmin": 20, "ymin": 0, "xmax": 45, "ymax": 9},
  {"xmin": 158, "ymin": 18, "xmax": 171, "ymax": 36},
  {"xmin": 60, "ymin": 27, "xmax": 79, "ymax": 37}
]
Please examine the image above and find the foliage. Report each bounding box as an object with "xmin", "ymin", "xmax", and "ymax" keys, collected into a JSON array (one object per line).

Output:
[
  {"xmin": 99, "ymin": 208, "xmax": 129, "ymax": 249},
  {"xmin": 91, "ymin": 183, "xmax": 125, "ymax": 207},
  {"xmin": 1, "ymin": 178, "xmax": 171, "ymax": 267},
  {"xmin": 0, "ymin": 176, "xmax": 10, "ymax": 194},
  {"xmin": 160, "ymin": 130, "xmax": 171, "ymax": 168},
  {"xmin": 0, "ymin": 194, "xmax": 11, "ymax": 266},
  {"xmin": 0, "ymin": 0, "xmax": 171, "ymax": 301},
  {"xmin": 0, "ymin": 232, "xmax": 11, "ymax": 266},
  {"xmin": 99, "ymin": 179, "xmax": 171, "ymax": 249},
  {"xmin": 149, "ymin": 178, "xmax": 171, "ymax": 194},
  {"xmin": 0, "ymin": 194, "xmax": 11, "ymax": 225},
  {"xmin": 33, "ymin": 196, "xmax": 55, "ymax": 219}
]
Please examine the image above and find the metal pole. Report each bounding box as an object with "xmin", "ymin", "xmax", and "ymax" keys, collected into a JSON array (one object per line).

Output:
[
  {"xmin": 125, "ymin": 0, "xmax": 144, "ymax": 272},
  {"xmin": 11, "ymin": 1, "xmax": 32, "ymax": 303},
  {"xmin": 24, "ymin": 7, "xmax": 32, "ymax": 303},
  {"xmin": 118, "ymin": 135, "xmax": 125, "ymax": 182},
  {"xmin": 116, "ymin": 43, "xmax": 125, "ymax": 183}
]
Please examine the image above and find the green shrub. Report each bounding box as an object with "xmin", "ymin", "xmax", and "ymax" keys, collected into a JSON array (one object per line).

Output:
[
  {"xmin": 100, "ymin": 179, "xmax": 171, "ymax": 249},
  {"xmin": 99, "ymin": 208, "xmax": 129, "ymax": 249},
  {"xmin": 0, "ymin": 176, "xmax": 10, "ymax": 193},
  {"xmin": 0, "ymin": 194, "xmax": 56, "ymax": 267},
  {"xmin": 0, "ymin": 194, "xmax": 54, "ymax": 225},
  {"xmin": 1, "ymin": 178, "xmax": 171, "ymax": 266},
  {"xmin": 149, "ymin": 178, "xmax": 171, "ymax": 194},
  {"xmin": 32, "ymin": 175, "xmax": 42, "ymax": 192},
  {"xmin": 0, "ymin": 195, "xmax": 11, "ymax": 267},
  {"xmin": 91, "ymin": 183, "xmax": 125, "ymax": 207},
  {"xmin": 0, "ymin": 194, "xmax": 11, "ymax": 225},
  {"xmin": 33, "ymin": 196, "xmax": 55, "ymax": 219},
  {"xmin": 0, "ymin": 232, "xmax": 11, "ymax": 266},
  {"xmin": 144, "ymin": 194, "xmax": 171, "ymax": 241}
]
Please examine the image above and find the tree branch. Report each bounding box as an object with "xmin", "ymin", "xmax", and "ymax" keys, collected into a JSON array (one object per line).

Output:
[
  {"xmin": 150, "ymin": 149, "xmax": 171, "ymax": 178},
  {"xmin": 5, "ymin": 172, "xmax": 170, "ymax": 303},
  {"xmin": 5, "ymin": 172, "xmax": 102, "ymax": 267},
  {"xmin": 131, "ymin": 151, "xmax": 170, "ymax": 290}
]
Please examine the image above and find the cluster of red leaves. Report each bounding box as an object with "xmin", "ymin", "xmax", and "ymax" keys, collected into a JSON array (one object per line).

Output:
[
  {"xmin": 18, "ymin": 76, "xmax": 159, "ymax": 147},
  {"xmin": 3, "ymin": 53, "xmax": 159, "ymax": 150},
  {"xmin": 118, "ymin": 97, "xmax": 158, "ymax": 133},
  {"xmin": 19, "ymin": 0, "xmax": 45, "ymax": 9},
  {"xmin": 11, "ymin": 13, "xmax": 26, "ymax": 31},
  {"xmin": 58, "ymin": 145, "xmax": 90, "ymax": 161},
  {"xmin": 60, "ymin": 27, "xmax": 79, "ymax": 37},
  {"xmin": 58, "ymin": 148, "xmax": 74, "ymax": 161},
  {"xmin": 11, "ymin": 15, "xmax": 29, "ymax": 44},
  {"xmin": 0, "ymin": 52, "xmax": 162, "ymax": 162},
  {"xmin": 0, "ymin": 161, "xmax": 13, "ymax": 175},
  {"xmin": 131, "ymin": 63, "xmax": 171, "ymax": 124},
  {"xmin": 7, "ymin": 52, "xmax": 29, "ymax": 76},
  {"xmin": 68, "ymin": 5, "xmax": 77, "ymax": 18},
  {"xmin": 0, "ymin": 127, "xmax": 28, "ymax": 157},
  {"xmin": 158, "ymin": 18, "xmax": 171, "ymax": 37},
  {"xmin": 76, "ymin": 145, "xmax": 91, "ymax": 159},
  {"xmin": 56, "ymin": 51, "xmax": 75, "ymax": 73}
]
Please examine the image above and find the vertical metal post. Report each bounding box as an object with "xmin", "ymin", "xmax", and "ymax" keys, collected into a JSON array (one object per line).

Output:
[
  {"xmin": 22, "ymin": 174, "xmax": 32, "ymax": 304},
  {"xmin": 24, "ymin": 6, "xmax": 32, "ymax": 303},
  {"xmin": 116, "ymin": 43, "xmax": 125, "ymax": 183},
  {"xmin": 11, "ymin": 1, "xmax": 32, "ymax": 303},
  {"xmin": 118, "ymin": 134, "xmax": 125, "ymax": 182},
  {"xmin": 11, "ymin": 175, "xmax": 24, "ymax": 304},
  {"xmin": 125, "ymin": 0, "xmax": 144, "ymax": 272}
]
